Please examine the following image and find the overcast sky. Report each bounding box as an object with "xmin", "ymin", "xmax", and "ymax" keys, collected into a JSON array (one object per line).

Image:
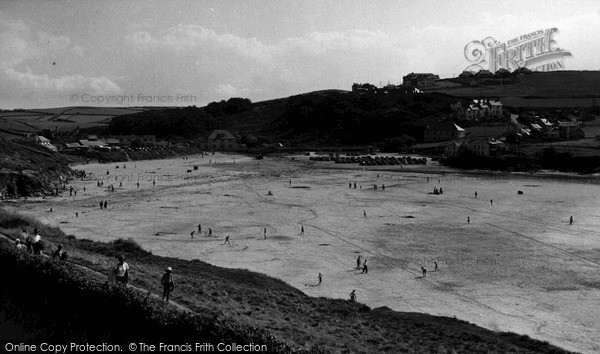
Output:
[{"xmin": 1, "ymin": 0, "xmax": 599, "ymax": 109}]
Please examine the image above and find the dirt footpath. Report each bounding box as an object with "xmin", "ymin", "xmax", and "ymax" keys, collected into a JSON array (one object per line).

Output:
[{"xmin": 6, "ymin": 153, "xmax": 600, "ymax": 353}]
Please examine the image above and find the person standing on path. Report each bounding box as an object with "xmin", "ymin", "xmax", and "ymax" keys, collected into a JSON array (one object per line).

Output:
[
  {"xmin": 490, "ymin": 199, "xmax": 493, "ymax": 206},
  {"xmin": 317, "ymin": 273, "xmax": 322, "ymax": 286},
  {"xmin": 570, "ymin": 216, "xmax": 573, "ymax": 225},
  {"xmin": 434, "ymin": 262, "xmax": 439, "ymax": 272},
  {"xmin": 300, "ymin": 226, "xmax": 304, "ymax": 235},
  {"xmin": 161, "ymin": 267, "xmax": 175, "ymax": 302},
  {"xmin": 361, "ymin": 259, "xmax": 368, "ymax": 274},
  {"xmin": 263, "ymin": 228, "xmax": 267, "ymax": 239},
  {"xmin": 100, "ymin": 201, "xmax": 103, "ymax": 210},
  {"xmin": 114, "ymin": 255, "xmax": 129, "ymax": 286},
  {"xmin": 349, "ymin": 290, "xmax": 356, "ymax": 302},
  {"xmin": 356, "ymin": 255, "xmax": 362, "ymax": 270},
  {"xmin": 208, "ymin": 228, "xmax": 212, "ymax": 237},
  {"xmin": 103, "ymin": 200, "xmax": 108, "ymax": 209},
  {"xmin": 421, "ymin": 266, "xmax": 427, "ymax": 278},
  {"xmin": 363, "ymin": 210, "xmax": 367, "ymax": 218},
  {"xmin": 198, "ymin": 224, "xmax": 201, "ymax": 234},
  {"xmin": 467, "ymin": 216, "xmax": 470, "ymax": 224}
]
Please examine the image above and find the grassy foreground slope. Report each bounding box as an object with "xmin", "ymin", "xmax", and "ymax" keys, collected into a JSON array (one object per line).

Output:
[{"xmin": 0, "ymin": 210, "xmax": 573, "ymax": 353}]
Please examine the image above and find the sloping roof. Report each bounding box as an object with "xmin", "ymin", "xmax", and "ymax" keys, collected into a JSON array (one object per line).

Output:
[
  {"xmin": 530, "ymin": 123, "xmax": 542, "ymax": 130},
  {"xmin": 427, "ymin": 122, "xmax": 465, "ymax": 132},
  {"xmin": 36, "ymin": 136, "xmax": 50, "ymax": 142},
  {"xmin": 558, "ymin": 121, "xmax": 577, "ymax": 127},
  {"xmin": 208, "ymin": 130, "xmax": 235, "ymax": 140},
  {"xmin": 65, "ymin": 142, "xmax": 83, "ymax": 148},
  {"xmin": 489, "ymin": 100, "xmax": 502, "ymax": 106},
  {"xmin": 79, "ymin": 139, "xmax": 106, "ymax": 147}
]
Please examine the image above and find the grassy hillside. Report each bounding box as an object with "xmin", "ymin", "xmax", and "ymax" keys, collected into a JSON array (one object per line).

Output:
[
  {"xmin": 0, "ymin": 136, "xmax": 77, "ymax": 197},
  {"xmin": 0, "ymin": 210, "xmax": 573, "ymax": 353},
  {"xmin": 429, "ymin": 71, "xmax": 600, "ymax": 99}
]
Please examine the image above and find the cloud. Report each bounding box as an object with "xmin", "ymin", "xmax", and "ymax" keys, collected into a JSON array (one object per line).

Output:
[
  {"xmin": 121, "ymin": 26, "xmax": 410, "ymax": 102},
  {"xmin": 3, "ymin": 68, "xmax": 121, "ymax": 95}
]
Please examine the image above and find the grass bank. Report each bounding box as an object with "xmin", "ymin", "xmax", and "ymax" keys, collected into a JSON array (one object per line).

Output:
[{"xmin": 0, "ymin": 209, "xmax": 573, "ymax": 353}]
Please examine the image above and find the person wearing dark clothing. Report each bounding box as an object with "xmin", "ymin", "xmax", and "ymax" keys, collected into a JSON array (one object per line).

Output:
[{"xmin": 161, "ymin": 267, "xmax": 175, "ymax": 302}]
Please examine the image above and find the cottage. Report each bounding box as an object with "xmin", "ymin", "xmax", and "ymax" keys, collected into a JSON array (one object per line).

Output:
[
  {"xmin": 466, "ymin": 138, "xmax": 505, "ymax": 157},
  {"xmin": 402, "ymin": 73, "xmax": 439, "ymax": 88},
  {"xmin": 34, "ymin": 135, "xmax": 58, "ymax": 152},
  {"xmin": 207, "ymin": 130, "xmax": 239, "ymax": 151},
  {"xmin": 458, "ymin": 71, "xmax": 475, "ymax": 80},
  {"xmin": 557, "ymin": 121, "xmax": 585, "ymax": 139},
  {"xmin": 424, "ymin": 122, "xmax": 466, "ymax": 142},
  {"xmin": 445, "ymin": 141, "xmax": 465, "ymax": 157},
  {"xmin": 475, "ymin": 69, "xmax": 494, "ymax": 79}
]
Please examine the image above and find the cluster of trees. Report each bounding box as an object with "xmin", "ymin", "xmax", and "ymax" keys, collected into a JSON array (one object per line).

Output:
[
  {"xmin": 280, "ymin": 92, "xmax": 454, "ymax": 144},
  {"xmin": 108, "ymin": 106, "xmax": 218, "ymax": 138},
  {"xmin": 204, "ymin": 98, "xmax": 253, "ymax": 117}
]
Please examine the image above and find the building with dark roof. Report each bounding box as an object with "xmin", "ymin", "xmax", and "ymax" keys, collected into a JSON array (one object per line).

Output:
[
  {"xmin": 424, "ymin": 122, "xmax": 466, "ymax": 142},
  {"xmin": 207, "ymin": 130, "xmax": 239, "ymax": 150}
]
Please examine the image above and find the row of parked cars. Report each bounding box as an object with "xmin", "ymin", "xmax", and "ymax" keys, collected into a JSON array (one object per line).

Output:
[{"xmin": 309, "ymin": 155, "xmax": 427, "ymax": 166}]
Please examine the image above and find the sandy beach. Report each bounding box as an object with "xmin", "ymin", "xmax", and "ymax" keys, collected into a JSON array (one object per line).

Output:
[{"xmin": 4, "ymin": 152, "xmax": 600, "ymax": 353}]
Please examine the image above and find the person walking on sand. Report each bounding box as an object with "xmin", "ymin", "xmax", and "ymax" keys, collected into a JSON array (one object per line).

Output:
[
  {"xmin": 349, "ymin": 290, "xmax": 356, "ymax": 302},
  {"xmin": 362, "ymin": 259, "xmax": 368, "ymax": 274},
  {"xmin": 490, "ymin": 199, "xmax": 493, "ymax": 206},
  {"xmin": 474, "ymin": 191, "xmax": 478, "ymax": 198},
  {"xmin": 434, "ymin": 262, "xmax": 439, "ymax": 272},
  {"xmin": 317, "ymin": 273, "xmax": 322, "ymax": 286},
  {"xmin": 161, "ymin": 267, "xmax": 175, "ymax": 302},
  {"xmin": 356, "ymin": 255, "xmax": 362, "ymax": 270},
  {"xmin": 103, "ymin": 200, "xmax": 108, "ymax": 209},
  {"xmin": 354, "ymin": 182, "xmax": 357, "ymax": 189},
  {"xmin": 570, "ymin": 216, "xmax": 573, "ymax": 225},
  {"xmin": 363, "ymin": 210, "xmax": 367, "ymax": 218},
  {"xmin": 224, "ymin": 235, "xmax": 230, "ymax": 245},
  {"xmin": 263, "ymin": 228, "xmax": 267, "ymax": 239},
  {"xmin": 208, "ymin": 228, "xmax": 212, "ymax": 237},
  {"xmin": 421, "ymin": 266, "xmax": 427, "ymax": 278},
  {"xmin": 114, "ymin": 255, "xmax": 129, "ymax": 286},
  {"xmin": 300, "ymin": 225, "xmax": 304, "ymax": 235},
  {"xmin": 198, "ymin": 224, "xmax": 201, "ymax": 234},
  {"xmin": 190, "ymin": 230, "xmax": 195, "ymax": 239},
  {"xmin": 99, "ymin": 201, "xmax": 103, "ymax": 210},
  {"xmin": 467, "ymin": 216, "xmax": 470, "ymax": 224}
]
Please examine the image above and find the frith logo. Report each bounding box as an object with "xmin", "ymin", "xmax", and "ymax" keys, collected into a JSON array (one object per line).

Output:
[{"xmin": 464, "ymin": 28, "xmax": 572, "ymax": 73}]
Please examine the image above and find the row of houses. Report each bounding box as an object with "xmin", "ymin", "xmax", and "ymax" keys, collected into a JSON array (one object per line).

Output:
[
  {"xmin": 402, "ymin": 73, "xmax": 439, "ymax": 88},
  {"xmin": 34, "ymin": 130, "xmax": 240, "ymax": 153},
  {"xmin": 510, "ymin": 115, "xmax": 585, "ymax": 140},
  {"xmin": 458, "ymin": 67, "xmax": 532, "ymax": 80},
  {"xmin": 445, "ymin": 138, "xmax": 506, "ymax": 158},
  {"xmin": 451, "ymin": 99, "xmax": 503, "ymax": 120}
]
